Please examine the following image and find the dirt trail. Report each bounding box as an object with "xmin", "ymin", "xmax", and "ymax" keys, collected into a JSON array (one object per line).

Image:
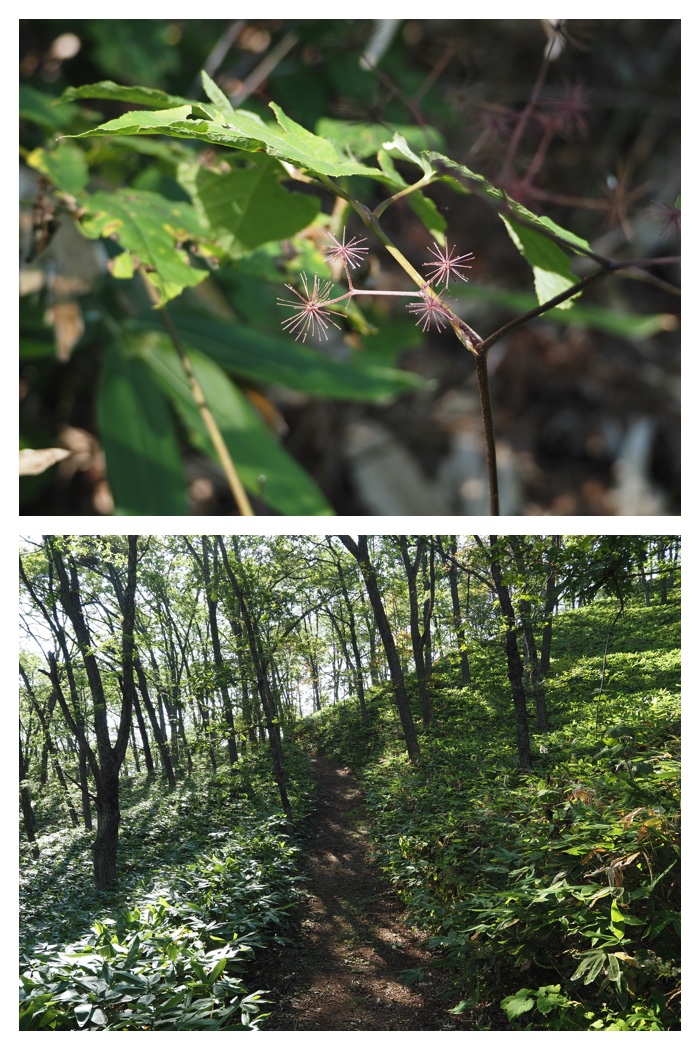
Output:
[{"xmin": 261, "ymin": 755, "xmax": 471, "ymax": 1031}]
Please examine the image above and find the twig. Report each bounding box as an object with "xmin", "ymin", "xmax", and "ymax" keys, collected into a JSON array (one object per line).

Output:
[
  {"xmin": 140, "ymin": 273, "xmax": 254, "ymax": 516},
  {"xmin": 229, "ymin": 31, "xmax": 299, "ymax": 108}
]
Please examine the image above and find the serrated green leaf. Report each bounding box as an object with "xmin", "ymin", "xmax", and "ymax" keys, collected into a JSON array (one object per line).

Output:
[
  {"xmin": 80, "ymin": 189, "xmax": 212, "ymax": 305},
  {"xmin": 151, "ymin": 310, "xmax": 426, "ymax": 402},
  {"xmin": 178, "ymin": 156, "xmax": 320, "ymax": 257},
  {"xmin": 97, "ymin": 337, "xmax": 188, "ymax": 515},
  {"xmin": 56, "ymin": 80, "xmax": 191, "ymax": 110},
  {"xmin": 69, "ymin": 90, "xmax": 383, "ymax": 178},
  {"xmin": 137, "ymin": 331, "xmax": 334, "ymax": 515}
]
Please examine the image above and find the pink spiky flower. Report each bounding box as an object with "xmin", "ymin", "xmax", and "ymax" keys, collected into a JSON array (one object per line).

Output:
[
  {"xmin": 278, "ymin": 273, "xmax": 342, "ymax": 343},
  {"xmin": 323, "ymin": 228, "xmax": 369, "ymax": 270},
  {"xmin": 407, "ymin": 287, "xmax": 451, "ymax": 333},
  {"xmin": 423, "ymin": 240, "xmax": 474, "ymax": 289}
]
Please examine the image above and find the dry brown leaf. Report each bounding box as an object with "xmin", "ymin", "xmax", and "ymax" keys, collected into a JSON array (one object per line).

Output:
[{"xmin": 19, "ymin": 447, "xmax": 71, "ymax": 476}]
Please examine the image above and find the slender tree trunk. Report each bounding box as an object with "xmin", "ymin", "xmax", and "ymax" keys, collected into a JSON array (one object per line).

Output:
[
  {"xmin": 444, "ymin": 537, "xmax": 471, "ymax": 685},
  {"xmin": 489, "ymin": 537, "xmax": 531, "ymax": 770},
  {"xmin": 339, "ymin": 537, "xmax": 420, "ymax": 763},
  {"xmin": 217, "ymin": 539, "xmax": 292, "ymax": 820},
  {"xmin": 19, "ymin": 736, "xmax": 40, "ymax": 859},
  {"xmin": 398, "ymin": 537, "xmax": 432, "ymax": 727},
  {"xmin": 509, "ymin": 537, "xmax": 549, "ymax": 732}
]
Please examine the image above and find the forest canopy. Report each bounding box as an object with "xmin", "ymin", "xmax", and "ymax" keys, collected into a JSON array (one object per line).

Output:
[{"xmin": 19, "ymin": 535, "xmax": 680, "ymax": 1030}]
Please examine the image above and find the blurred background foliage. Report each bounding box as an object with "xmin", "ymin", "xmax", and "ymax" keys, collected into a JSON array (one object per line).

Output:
[{"xmin": 20, "ymin": 19, "xmax": 680, "ymax": 515}]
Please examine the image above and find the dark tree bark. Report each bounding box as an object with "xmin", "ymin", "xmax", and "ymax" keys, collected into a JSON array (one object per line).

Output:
[
  {"xmin": 217, "ymin": 538, "xmax": 292, "ymax": 820},
  {"xmin": 539, "ymin": 537, "xmax": 562, "ymax": 676},
  {"xmin": 489, "ymin": 536, "xmax": 531, "ymax": 771},
  {"xmin": 508, "ymin": 537, "xmax": 549, "ymax": 732},
  {"xmin": 19, "ymin": 735, "xmax": 40, "ymax": 859},
  {"xmin": 442, "ymin": 536, "xmax": 471, "ymax": 686},
  {"xmin": 44, "ymin": 535, "xmax": 139, "ymax": 889},
  {"xmin": 325, "ymin": 603, "xmax": 369, "ymax": 725},
  {"xmin": 20, "ymin": 661, "xmax": 80, "ymax": 827},
  {"xmin": 338, "ymin": 536, "xmax": 420, "ymax": 763},
  {"xmin": 398, "ymin": 537, "xmax": 433, "ymax": 727}
]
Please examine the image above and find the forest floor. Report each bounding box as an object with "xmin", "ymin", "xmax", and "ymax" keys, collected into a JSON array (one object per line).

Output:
[{"xmin": 259, "ymin": 755, "xmax": 481, "ymax": 1031}]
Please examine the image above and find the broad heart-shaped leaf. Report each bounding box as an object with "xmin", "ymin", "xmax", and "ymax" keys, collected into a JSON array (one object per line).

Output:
[
  {"xmin": 424, "ymin": 150, "xmax": 591, "ymax": 308},
  {"xmin": 70, "ymin": 97, "xmax": 383, "ymax": 178},
  {"xmin": 143, "ymin": 309, "xmax": 427, "ymax": 402},
  {"xmin": 137, "ymin": 331, "xmax": 334, "ymax": 516},
  {"xmin": 177, "ymin": 155, "xmax": 320, "ymax": 258},
  {"xmin": 97, "ymin": 336, "xmax": 189, "ymax": 515},
  {"xmin": 79, "ymin": 189, "xmax": 213, "ymax": 306}
]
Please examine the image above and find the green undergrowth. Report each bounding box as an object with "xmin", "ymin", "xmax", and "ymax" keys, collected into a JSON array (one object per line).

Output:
[
  {"xmin": 300, "ymin": 595, "xmax": 681, "ymax": 1031},
  {"xmin": 19, "ymin": 744, "xmax": 314, "ymax": 1030}
]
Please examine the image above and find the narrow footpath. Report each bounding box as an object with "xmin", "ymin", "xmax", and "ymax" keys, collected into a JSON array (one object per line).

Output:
[{"xmin": 261, "ymin": 755, "xmax": 473, "ymax": 1031}]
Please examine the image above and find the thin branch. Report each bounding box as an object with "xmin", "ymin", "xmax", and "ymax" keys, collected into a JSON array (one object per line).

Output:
[{"xmin": 141, "ymin": 274, "xmax": 254, "ymax": 516}]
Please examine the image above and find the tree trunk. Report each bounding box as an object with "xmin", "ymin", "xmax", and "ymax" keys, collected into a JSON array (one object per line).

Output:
[
  {"xmin": 444, "ymin": 537, "xmax": 471, "ymax": 685},
  {"xmin": 398, "ymin": 537, "xmax": 432, "ymax": 728},
  {"xmin": 217, "ymin": 539, "xmax": 292, "ymax": 820},
  {"xmin": 339, "ymin": 537, "xmax": 420, "ymax": 763},
  {"xmin": 19, "ymin": 736, "xmax": 40, "ymax": 859},
  {"xmin": 489, "ymin": 537, "xmax": 531, "ymax": 770}
]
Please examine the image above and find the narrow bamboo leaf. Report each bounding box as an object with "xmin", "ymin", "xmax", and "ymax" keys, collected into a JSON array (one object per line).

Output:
[
  {"xmin": 178, "ymin": 156, "xmax": 320, "ymax": 257},
  {"xmin": 97, "ymin": 337, "xmax": 188, "ymax": 515},
  {"xmin": 151, "ymin": 311, "xmax": 427, "ymax": 402},
  {"xmin": 80, "ymin": 189, "xmax": 213, "ymax": 305},
  {"xmin": 138, "ymin": 331, "xmax": 334, "ymax": 515}
]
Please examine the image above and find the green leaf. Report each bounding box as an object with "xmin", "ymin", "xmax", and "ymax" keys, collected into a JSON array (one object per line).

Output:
[
  {"xmin": 138, "ymin": 331, "xmax": 334, "ymax": 515},
  {"xmin": 425, "ymin": 150, "xmax": 591, "ymax": 306},
  {"xmin": 20, "ymin": 84, "xmax": 84, "ymax": 131},
  {"xmin": 97, "ymin": 336, "xmax": 189, "ymax": 515},
  {"xmin": 26, "ymin": 143, "xmax": 89, "ymax": 195},
  {"xmin": 502, "ymin": 217, "xmax": 579, "ymax": 308},
  {"xmin": 151, "ymin": 310, "xmax": 426, "ymax": 402},
  {"xmin": 80, "ymin": 189, "xmax": 212, "ymax": 305},
  {"xmin": 178, "ymin": 155, "xmax": 320, "ymax": 258},
  {"xmin": 610, "ymin": 899, "xmax": 626, "ymax": 941},
  {"xmin": 315, "ymin": 119, "xmax": 443, "ymax": 158},
  {"xmin": 200, "ymin": 70, "xmax": 237, "ymax": 124},
  {"xmin": 501, "ymin": 989, "xmax": 535, "ymax": 1021},
  {"xmin": 70, "ymin": 89, "xmax": 383, "ymax": 178},
  {"xmin": 56, "ymin": 80, "xmax": 191, "ymax": 110}
]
